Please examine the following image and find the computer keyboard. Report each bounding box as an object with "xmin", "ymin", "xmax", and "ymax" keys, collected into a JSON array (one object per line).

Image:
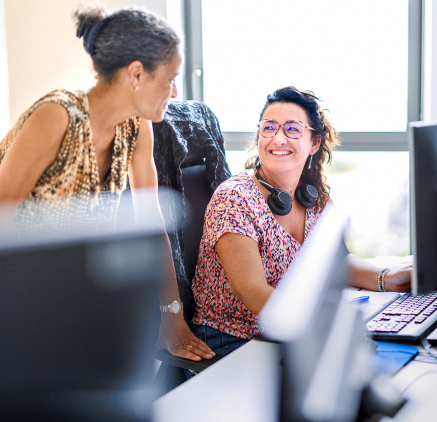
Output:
[{"xmin": 366, "ymin": 291, "xmax": 437, "ymax": 342}]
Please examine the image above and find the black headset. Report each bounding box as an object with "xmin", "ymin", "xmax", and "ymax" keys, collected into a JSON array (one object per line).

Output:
[{"xmin": 255, "ymin": 171, "xmax": 318, "ymax": 216}]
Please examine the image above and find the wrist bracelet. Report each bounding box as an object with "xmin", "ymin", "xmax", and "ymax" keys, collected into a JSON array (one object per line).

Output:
[{"xmin": 378, "ymin": 268, "xmax": 390, "ymax": 292}]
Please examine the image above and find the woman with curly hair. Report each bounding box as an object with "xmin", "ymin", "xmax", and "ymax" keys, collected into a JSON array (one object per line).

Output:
[{"xmin": 188, "ymin": 86, "xmax": 412, "ymax": 359}]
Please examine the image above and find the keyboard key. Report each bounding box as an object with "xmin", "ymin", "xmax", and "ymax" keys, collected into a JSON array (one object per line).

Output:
[{"xmin": 414, "ymin": 318, "xmax": 426, "ymax": 323}]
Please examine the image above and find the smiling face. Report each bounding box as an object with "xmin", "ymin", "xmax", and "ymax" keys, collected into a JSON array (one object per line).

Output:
[
  {"xmin": 258, "ymin": 102, "xmax": 320, "ymax": 179},
  {"xmin": 136, "ymin": 49, "xmax": 182, "ymax": 122}
]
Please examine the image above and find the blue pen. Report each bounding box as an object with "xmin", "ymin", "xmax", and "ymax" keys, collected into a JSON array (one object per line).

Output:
[{"xmin": 348, "ymin": 295, "xmax": 369, "ymax": 304}]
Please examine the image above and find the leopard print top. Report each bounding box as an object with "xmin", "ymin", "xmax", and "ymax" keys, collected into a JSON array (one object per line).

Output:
[{"xmin": 0, "ymin": 89, "xmax": 140, "ymax": 233}]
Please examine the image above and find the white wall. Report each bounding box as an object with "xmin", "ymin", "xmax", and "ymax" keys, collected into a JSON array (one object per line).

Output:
[
  {"xmin": 0, "ymin": 0, "xmax": 9, "ymax": 138},
  {"xmin": 2, "ymin": 0, "xmax": 167, "ymax": 135},
  {"xmin": 136, "ymin": 0, "xmax": 166, "ymax": 17}
]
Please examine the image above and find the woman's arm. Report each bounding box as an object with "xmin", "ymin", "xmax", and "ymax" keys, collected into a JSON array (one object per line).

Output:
[
  {"xmin": 215, "ymin": 232, "xmax": 274, "ymax": 315},
  {"xmin": 347, "ymin": 254, "xmax": 411, "ymax": 292},
  {"xmin": 129, "ymin": 119, "xmax": 215, "ymax": 361},
  {"xmin": 128, "ymin": 120, "xmax": 158, "ymax": 191},
  {"xmin": 0, "ymin": 103, "xmax": 69, "ymax": 203},
  {"xmin": 214, "ymin": 234, "xmax": 411, "ymax": 313}
]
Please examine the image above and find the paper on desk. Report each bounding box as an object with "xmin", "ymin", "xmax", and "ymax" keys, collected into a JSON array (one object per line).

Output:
[{"xmin": 342, "ymin": 290, "xmax": 401, "ymax": 322}]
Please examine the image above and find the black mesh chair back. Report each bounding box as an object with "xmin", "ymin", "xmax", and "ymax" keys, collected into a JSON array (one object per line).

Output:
[{"xmin": 180, "ymin": 139, "xmax": 211, "ymax": 283}]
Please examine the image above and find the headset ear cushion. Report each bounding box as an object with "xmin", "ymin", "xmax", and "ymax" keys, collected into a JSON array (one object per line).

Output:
[
  {"xmin": 296, "ymin": 184, "xmax": 318, "ymax": 209},
  {"xmin": 267, "ymin": 193, "xmax": 292, "ymax": 216}
]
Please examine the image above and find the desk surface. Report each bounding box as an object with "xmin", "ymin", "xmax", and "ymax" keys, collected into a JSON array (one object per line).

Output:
[
  {"xmin": 153, "ymin": 339, "xmax": 281, "ymax": 422},
  {"xmin": 153, "ymin": 339, "xmax": 437, "ymax": 422},
  {"xmin": 390, "ymin": 359, "xmax": 437, "ymax": 421}
]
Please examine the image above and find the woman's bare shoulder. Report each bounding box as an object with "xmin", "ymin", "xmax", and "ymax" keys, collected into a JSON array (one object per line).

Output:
[
  {"xmin": 25, "ymin": 101, "xmax": 70, "ymax": 131},
  {"xmin": 0, "ymin": 102, "xmax": 71, "ymax": 202},
  {"xmin": 15, "ymin": 101, "xmax": 70, "ymax": 152}
]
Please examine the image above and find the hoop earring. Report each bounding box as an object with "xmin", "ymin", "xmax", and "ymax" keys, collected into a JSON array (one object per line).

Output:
[{"xmin": 308, "ymin": 154, "xmax": 313, "ymax": 169}]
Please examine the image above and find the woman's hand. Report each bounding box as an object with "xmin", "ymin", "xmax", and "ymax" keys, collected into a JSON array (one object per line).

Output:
[
  {"xmin": 384, "ymin": 265, "xmax": 412, "ymax": 292},
  {"xmin": 156, "ymin": 313, "xmax": 215, "ymax": 361},
  {"xmin": 348, "ymin": 254, "xmax": 412, "ymax": 292}
]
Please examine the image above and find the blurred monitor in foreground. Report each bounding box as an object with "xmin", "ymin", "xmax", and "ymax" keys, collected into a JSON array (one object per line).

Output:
[
  {"xmin": 409, "ymin": 121, "xmax": 437, "ymax": 294},
  {"xmin": 261, "ymin": 207, "xmax": 371, "ymax": 422},
  {"xmin": 0, "ymin": 190, "xmax": 179, "ymax": 422}
]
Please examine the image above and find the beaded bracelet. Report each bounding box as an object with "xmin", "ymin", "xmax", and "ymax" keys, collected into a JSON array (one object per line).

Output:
[{"xmin": 378, "ymin": 268, "xmax": 390, "ymax": 292}]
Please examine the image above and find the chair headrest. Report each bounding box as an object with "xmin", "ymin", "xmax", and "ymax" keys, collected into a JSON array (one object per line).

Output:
[{"xmin": 181, "ymin": 138, "xmax": 205, "ymax": 168}]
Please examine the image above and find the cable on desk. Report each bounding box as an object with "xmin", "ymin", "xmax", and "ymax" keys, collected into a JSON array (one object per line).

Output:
[
  {"xmin": 414, "ymin": 355, "xmax": 437, "ymax": 364},
  {"xmin": 395, "ymin": 338, "xmax": 437, "ymax": 394},
  {"xmin": 417, "ymin": 338, "xmax": 437, "ymax": 363}
]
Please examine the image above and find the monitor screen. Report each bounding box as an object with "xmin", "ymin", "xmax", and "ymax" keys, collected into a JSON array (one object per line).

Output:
[
  {"xmin": 260, "ymin": 206, "xmax": 370, "ymax": 422},
  {"xmin": 0, "ymin": 193, "xmax": 170, "ymax": 422},
  {"xmin": 409, "ymin": 121, "xmax": 437, "ymax": 294}
]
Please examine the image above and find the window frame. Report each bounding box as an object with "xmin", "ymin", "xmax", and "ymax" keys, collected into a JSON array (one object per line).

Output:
[{"xmin": 181, "ymin": 0, "xmax": 422, "ymax": 151}]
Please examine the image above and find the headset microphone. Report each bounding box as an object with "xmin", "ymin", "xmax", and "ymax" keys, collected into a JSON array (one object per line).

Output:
[{"xmin": 255, "ymin": 171, "xmax": 318, "ymax": 216}]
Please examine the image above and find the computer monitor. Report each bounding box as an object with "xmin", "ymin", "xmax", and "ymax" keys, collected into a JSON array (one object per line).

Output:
[
  {"xmin": 0, "ymin": 193, "xmax": 170, "ymax": 422},
  {"xmin": 260, "ymin": 206, "xmax": 371, "ymax": 422},
  {"xmin": 409, "ymin": 121, "xmax": 437, "ymax": 294}
]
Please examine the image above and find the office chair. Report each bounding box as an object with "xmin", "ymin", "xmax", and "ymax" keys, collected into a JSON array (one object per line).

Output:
[
  {"xmin": 153, "ymin": 138, "xmax": 227, "ymax": 395},
  {"xmin": 179, "ymin": 140, "xmax": 211, "ymax": 292}
]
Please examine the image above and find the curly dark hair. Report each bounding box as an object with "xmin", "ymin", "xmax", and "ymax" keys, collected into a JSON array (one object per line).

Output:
[
  {"xmin": 72, "ymin": 2, "xmax": 181, "ymax": 80},
  {"xmin": 245, "ymin": 86, "xmax": 340, "ymax": 212}
]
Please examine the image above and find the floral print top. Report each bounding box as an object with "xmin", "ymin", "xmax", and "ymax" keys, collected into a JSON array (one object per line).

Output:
[{"xmin": 191, "ymin": 171, "xmax": 322, "ymax": 340}]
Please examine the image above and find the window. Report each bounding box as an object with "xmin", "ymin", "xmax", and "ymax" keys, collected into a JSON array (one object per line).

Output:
[
  {"xmin": 203, "ymin": 1, "xmax": 408, "ymax": 131},
  {"xmin": 183, "ymin": 0, "xmax": 420, "ymax": 150},
  {"xmin": 177, "ymin": 0, "xmax": 420, "ymax": 257}
]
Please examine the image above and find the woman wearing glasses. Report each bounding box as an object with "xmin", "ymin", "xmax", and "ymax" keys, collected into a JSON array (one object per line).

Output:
[{"xmin": 188, "ymin": 86, "xmax": 412, "ymax": 359}]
